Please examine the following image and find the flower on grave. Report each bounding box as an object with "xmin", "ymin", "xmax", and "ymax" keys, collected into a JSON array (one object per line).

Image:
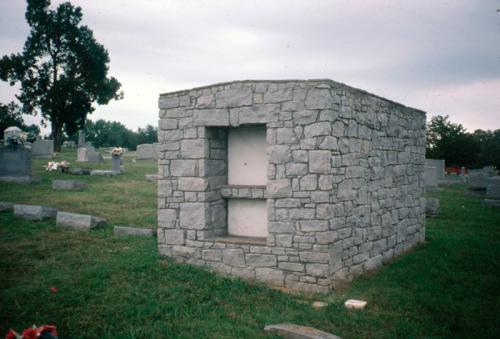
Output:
[
  {"xmin": 44, "ymin": 161, "xmax": 70, "ymax": 171},
  {"xmin": 111, "ymin": 147, "xmax": 124, "ymax": 157},
  {"xmin": 5, "ymin": 325, "xmax": 58, "ymax": 339},
  {"xmin": 6, "ymin": 135, "xmax": 24, "ymax": 150}
]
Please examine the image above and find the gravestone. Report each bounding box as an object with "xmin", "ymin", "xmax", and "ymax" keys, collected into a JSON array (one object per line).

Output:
[
  {"xmin": 136, "ymin": 144, "xmax": 153, "ymax": 160},
  {"xmin": 425, "ymin": 159, "xmax": 445, "ymax": 180},
  {"xmin": 87, "ymin": 149, "xmax": 104, "ymax": 163},
  {"xmin": 52, "ymin": 180, "xmax": 86, "ymax": 191},
  {"xmin": 31, "ymin": 139, "xmax": 54, "ymax": 158},
  {"xmin": 77, "ymin": 147, "xmax": 103, "ymax": 163},
  {"xmin": 111, "ymin": 155, "xmax": 125, "ymax": 173},
  {"xmin": 425, "ymin": 166, "xmax": 438, "ymax": 188},
  {"xmin": 484, "ymin": 176, "xmax": 500, "ymax": 207},
  {"xmin": 0, "ymin": 146, "xmax": 33, "ymax": 182},
  {"xmin": 3, "ymin": 126, "xmax": 24, "ymax": 145},
  {"xmin": 77, "ymin": 130, "xmax": 85, "ymax": 147},
  {"xmin": 77, "ymin": 147, "xmax": 89, "ymax": 162},
  {"xmin": 468, "ymin": 172, "xmax": 490, "ymax": 191}
]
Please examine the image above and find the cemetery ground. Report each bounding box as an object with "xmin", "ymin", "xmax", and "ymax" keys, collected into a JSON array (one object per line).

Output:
[
  {"xmin": 0, "ymin": 149, "xmax": 156, "ymax": 228},
  {"xmin": 1, "ymin": 152, "xmax": 499, "ymax": 338}
]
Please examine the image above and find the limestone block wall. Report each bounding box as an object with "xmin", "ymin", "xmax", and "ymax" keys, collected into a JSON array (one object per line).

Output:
[{"xmin": 157, "ymin": 79, "xmax": 426, "ymax": 293}]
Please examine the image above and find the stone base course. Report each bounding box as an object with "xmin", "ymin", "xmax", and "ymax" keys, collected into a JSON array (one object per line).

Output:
[
  {"xmin": 52, "ymin": 180, "xmax": 86, "ymax": 191},
  {"xmin": 56, "ymin": 211, "xmax": 105, "ymax": 230},
  {"xmin": 14, "ymin": 204, "xmax": 57, "ymax": 220}
]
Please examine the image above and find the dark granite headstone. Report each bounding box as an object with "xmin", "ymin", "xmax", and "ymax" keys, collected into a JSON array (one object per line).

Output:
[{"xmin": 0, "ymin": 146, "xmax": 31, "ymax": 177}]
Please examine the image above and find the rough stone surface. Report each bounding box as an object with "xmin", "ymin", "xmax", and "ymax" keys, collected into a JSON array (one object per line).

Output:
[
  {"xmin": 264, "ymin": 323, "xmax": 340, "ymax": 339},
  {"xmin": 56, "ymin": 211, "xmax": 105, "ymax": 229},
  {"xmin": 14, "ymin": 204, "xmax": 57, "ymax": 220},
  {"xmin": 157, "ymin": 79, "xmax": 426, "ymax": 293},
  {"xmin": 114, "ymin": 226, "xmax": 154, "ymax": 237},
  {"xmin": 52, "ymin": 180, "xmax": 86, "ymax": 191}
]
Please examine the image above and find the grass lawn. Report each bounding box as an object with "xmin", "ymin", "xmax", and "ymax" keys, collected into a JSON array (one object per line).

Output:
[
  {"xmin": 0, "ymin": 149, "xmax": 157, "ymax": 228},
  {"xmin": 1, "ymin": 165, "xmax": 499, "ymax": 337}
]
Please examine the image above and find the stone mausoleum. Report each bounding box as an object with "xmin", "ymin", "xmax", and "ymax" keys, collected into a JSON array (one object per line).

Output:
[{"xmin": 157, "ymin": 79, "xmax": 426, "ymax": 293}]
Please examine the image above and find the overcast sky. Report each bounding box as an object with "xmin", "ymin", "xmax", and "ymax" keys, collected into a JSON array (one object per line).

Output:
[{"xmin": 1, "ymin": 0, "xmax": 499, "ymax": 134}]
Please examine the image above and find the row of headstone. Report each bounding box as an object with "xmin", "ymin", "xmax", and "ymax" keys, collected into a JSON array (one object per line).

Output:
[{"xmin": 136, "ymin": 143, "xmax": 159, "ymax": 160}]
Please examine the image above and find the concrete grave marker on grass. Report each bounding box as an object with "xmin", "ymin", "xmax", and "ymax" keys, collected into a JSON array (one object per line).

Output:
[
  {"xmin": 52, "ymin": 180, "xmax": 86, "ymax": 191},
  {"xmin": 56, "ymin": 211, "xmax": 105, "ymax": 230},
  {"xmin": 14, "ymin": 204, "xmax": 57, "ymax": 220}
]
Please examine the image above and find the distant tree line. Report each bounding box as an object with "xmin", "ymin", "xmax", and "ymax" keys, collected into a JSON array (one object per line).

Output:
[
  {"xmin": 82, "ymin": 119, "xmax": 157, "ymax": 150},
  {"xmin": 426, "ymin": 115, "xmax": 500, "ymax": 169}
]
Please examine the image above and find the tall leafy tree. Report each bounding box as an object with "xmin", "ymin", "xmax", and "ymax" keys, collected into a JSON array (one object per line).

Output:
[
  {"xmin": 426, "ymin": 115, "xmax": 480, "ymax": 167},
  {"xmin": 0, "ymin": 0, "xmax": 123, "ymax": 151},
  {"xmin": 472, "ymin": 129, "xmax": 500, "ymax": 169}
]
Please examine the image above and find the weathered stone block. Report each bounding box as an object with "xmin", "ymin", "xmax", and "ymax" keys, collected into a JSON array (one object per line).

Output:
[
  {"xmin": 309, "ymin": 151, "xmax": 331, "ymax": 174},
  {"xmin": 179, "ymin": 203, "xmax": 205, "ymax": 229},
  {"xmin": 14, "ymin": 204, "xmax": 57, "ymax": 220},
  {"xmin": 245, "ymin": 253, "xmax": 277, "ymax": 267},
  {"xmin": 56, "ymin": 211, "xmax": 105, "ymax": 229},
  {"xmin": 222, "ymin": 249, "xmax": 245, "ymax": 267},
  {"xmin": 164, "ymin": 229, "xmax": 186, "ymax": 245},
  {"xmin": 181, "ymin": 139, "xmax": 207, "ymax": 158},
  {"xmin": 52, "ymin": 180, "xmax": 86, "ymax": 191},
  {"xmin": 193, "ymin": 109, "xmax": 229, "ymax": 126}
]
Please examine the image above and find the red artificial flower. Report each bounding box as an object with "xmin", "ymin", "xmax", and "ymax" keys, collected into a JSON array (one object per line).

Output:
[
  {"xmin": 50, "ymin": 287, "xmax": 58, "ymax": 293},
  {"xmin": 5, "ymin": 329, "xmax": 19, "ymax": 339},
  {"xmin": 20, "ymin": 328, "xmax": 37, "ymax": 339}
]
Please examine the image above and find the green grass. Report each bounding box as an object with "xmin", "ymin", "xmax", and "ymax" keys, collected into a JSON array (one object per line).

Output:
[
  {"xmin": 0, "ymin": 149, "xmax": 157, "ymax": 228},
  {"xmin": 1, "ymin": 181, "xmax": 499, "ymax": 337}
]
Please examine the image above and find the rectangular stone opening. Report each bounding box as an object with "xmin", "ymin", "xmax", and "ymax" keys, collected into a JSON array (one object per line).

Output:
[
  {"xmin": 228, "ymin": 199, "xmax": 267, "ymax": 237},
  {"xmin": 225, "ymin": 125, "xmax": 268, "ymax": 238},
  {"xmin": 228, "ymin": 126, "xmax": 267, "ymax": 185}
]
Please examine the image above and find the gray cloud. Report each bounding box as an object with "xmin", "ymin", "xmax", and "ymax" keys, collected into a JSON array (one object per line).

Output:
[{"xmin": 1, "ymin": 0, "xmax": 499, "ymax": 132}]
